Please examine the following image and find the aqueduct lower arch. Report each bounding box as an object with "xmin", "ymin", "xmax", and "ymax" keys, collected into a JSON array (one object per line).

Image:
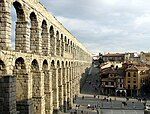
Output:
[{"xmin": 0, "ymin": 0, "xmax": 92, "ymax": 114}]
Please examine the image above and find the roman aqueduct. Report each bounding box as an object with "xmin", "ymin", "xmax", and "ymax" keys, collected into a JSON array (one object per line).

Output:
[{"xmin": 0, "ymin": 0, "xmax": 92, "ymax": 114}]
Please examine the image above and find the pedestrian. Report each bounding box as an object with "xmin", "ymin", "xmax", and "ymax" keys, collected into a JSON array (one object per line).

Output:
[
  {"xmin": 110, "ymin": 98, "xmax": 112, "ymax": 102},
  {"xmin": 82, "ymin": 96, "xmax": 84, "ymax": 100},
  {"xmin": 98, "ymin": 95, "xmax": 99, "ymax": 99},
  {"xmin": 78, "ymin": 104, "xmax": 80, "ymax": 108},
  {"xmin": 75, "ymin": 94, "xmax": 77, "ymax": 100},
  {"xmin": 106, "ymin": 99, "xmax": 108, "ymax": 102}
]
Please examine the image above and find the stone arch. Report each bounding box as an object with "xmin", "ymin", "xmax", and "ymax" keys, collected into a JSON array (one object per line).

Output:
[
  {"xmin": 0, "ymin": 60, "xmax": 6, "ymax": 76},
  {"xmin": 122, "ymin": 91, "xmax": 126, "ymax": 97},
  {"xmin": 30, "ymin": 12, "xmax": 39, "ymax": 53},
  {"xmin": 64, "ymin": 36, "xmax": 68, "ymax": 52},
  {"xmin": 31, "ymin": 59, "xmax": 43, "ymax": 114},
  {"xmin": 43, "ymin": 59, "xmax": 48, "ymax": 70},
  {"xmin": 0, "ymin": 0, "xmax": 11, "ymax": 50},
  {"xmin": 41, "ymin": 20, "xmax": 49, "ymax": 55},
  {"xmin": 56, "ymin": 31, "xmax": 61, "ymax": 56},
  {"xmin": 13, "ymin": 57, "xmax": 29, "ymax": 113},
  {"xmin": 70, "ymin": 41, "xmax": 73, "ymax": 54},
  {"xmin": 60, "ymin": 34, "xmax": 64, "ymax": 57},
  {"xmin": 68, "ymin": 39, "xmax": 70, "ymax": 53},
  {"xmin": 13, "ymin": 1, "xmax": 25, "ymax": 21},
  {"xmin": 50, "ymin": 25, "xmax": 55, "ymax": 56},
  {"xmin": 13, "ymin": 1, "xmax": 29, "ymax": 52}
]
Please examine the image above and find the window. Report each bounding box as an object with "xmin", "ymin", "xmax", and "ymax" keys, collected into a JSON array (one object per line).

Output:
[
  {"xmin": 133, "ymin": 81, "xmax": 136, "ymax": 83},
  {"xmin": 133, "ymin": 72, "xmax": 136, "ymax": 77},
  {"xmin": 128, "ymin": 81, "xmax": 130, "ymax": 83},
  {"xmin": 120, "ymin": 84, "xmax": 122, "ymax": 87},
  {"xmin": 133, "ymin": 85, "xmax": 136, "ymax": 89},
  {"xmin": 128, "ymin": 72, "xmax": 131, "ymax": 77},
  {"xmin": 128, "ymin": 85, "xmax": 130, "ymax": 89},
  {"xmin": 105, "ymin": 82, "xmax": 108, "ymax": 85},
  {"xmin": 111, "ymin": 82, "xmax": 114, "ymax": 85}
]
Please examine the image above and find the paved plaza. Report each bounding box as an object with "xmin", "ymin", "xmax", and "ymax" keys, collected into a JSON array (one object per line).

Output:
[{"xmin": 69, "ymin": 95, "xmax": 144, "ymax": 114}]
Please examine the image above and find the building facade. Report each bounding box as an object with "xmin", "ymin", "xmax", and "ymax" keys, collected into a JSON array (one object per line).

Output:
[
  {"xmin": 100, "ymin": 67, "xmax": 126, "ymax": 96},
  {"xmin": 0, "ymin": 0, "xmax": 92, "ymax": 114},
  {"xmin": 125, "ymin": 65, "xmax": 150, "ymax": 97}
]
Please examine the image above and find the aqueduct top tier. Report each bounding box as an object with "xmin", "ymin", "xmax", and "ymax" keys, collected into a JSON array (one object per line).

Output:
[{"xmin": 0, "ymin": 0, "xmax": 92, "ymax": 61}]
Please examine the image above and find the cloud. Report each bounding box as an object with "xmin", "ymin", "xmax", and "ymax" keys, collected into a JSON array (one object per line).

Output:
[
  {"xmin": 134, "ymin": 14, "xmax": 150, "ymax": 29},
  {"xmin": 40, "ymin": 0, "xmax": 150, "ymax": 53}
]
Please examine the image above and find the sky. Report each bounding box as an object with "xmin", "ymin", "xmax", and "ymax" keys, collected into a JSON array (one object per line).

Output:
[{"xmin": 39, "ymin": 0, "xmax": 150, "ymax": 54}]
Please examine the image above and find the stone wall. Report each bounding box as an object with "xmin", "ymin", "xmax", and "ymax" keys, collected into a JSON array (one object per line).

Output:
[{"xmin": 0, "ymin": 75, "xmax": 16, "ymax": 114}]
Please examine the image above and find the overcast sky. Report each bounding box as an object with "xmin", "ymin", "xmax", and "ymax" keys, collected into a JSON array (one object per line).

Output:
[{"xmin": 39, "ymin": 0, "xmax": 150, "ymax": 54}]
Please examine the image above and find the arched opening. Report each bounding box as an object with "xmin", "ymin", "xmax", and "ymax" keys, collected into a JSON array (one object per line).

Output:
[
  {"xmin": 65, "ymin": 61, "xmax": 70, "ymax": 110},
  {"xmin": 0, "ymin": 0, "xmax": 11, "ymax": 50},
  {"xmin": 41, "ymin": 20, "xmax": 49, "ymax": 55},
  {"xmin": 50, "ymin": 26, "xmax": 55, "ymax": 56},
  {"xmin": 116, "ymin": 91, "xmax": 120, "ymax": 96},
  {"xmin": 61, "ymin": 34, "xmax": 64, "ymax": 57},
  {"xmin": 70, "ymin": 41, "xmax": 73, "ymax": 54},
  {"xmin": 122, "ymin": 91, "xmax": 126, "ymax": 97},
  {"xmin": 68, "ymin": 39, "xmax": 70, "ymax": 53},
  {"xmin": 42, "ymin": 60, "xmax": 52, "ymax": 114},
  {"xmin": 13, "ymin": 1, "xmax": 29, "ymax": 52},
  {"xmin": 51, "ymin": 60, "xmax": 59, "ymax": 113},
  {"xmin": 56, "ymin": 31, "xmax": 60, "ymax": 56},
  {"xmin": 31, "ymin": 59, "xmax": 42, "ymax": 114},
  {"xmin": 57, "ymin": 60, "xmax": 63, "ymax": 111},
  {"xmin": 62, "ymin": 61, "xmax": 67, "ymax": 112},
  {"xmin": 0, "ymin": 60, "xmax": 6, "ymax": 76},
  {"xmin": 65, "ymin": 36, "xmax": 68, "ymax": 52},
  {"xmin": 30, "ymin": 12, "xmax": 39, "ymax": 53},
  {"xmin": 13, "ymin": 57, "xmax": 29, "ymax": 113}
]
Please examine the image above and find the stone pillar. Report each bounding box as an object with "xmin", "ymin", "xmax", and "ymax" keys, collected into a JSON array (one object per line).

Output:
[
  {"xmin": 15, "ymin": 21, "xmax": 30, "ymax": 52},
  {"xmin": 32, "ymin": 71, "xmax": 45, "ymax": 114},
  {"xmin": 0, "ymin": 76, "xmax": 16, "ymax": 114},
  {"xmin": 58, "ymin": 68, "xmax": 63, "ymax": 111},
  {"xmin": 66, "ymin": 68, "xmax": 71, "ymax": 110},
  {"xmin": 42, "ymin": 33, "xmax": 50, "ymax": 55},
  {"xmin": 0, "ymin": 2, "xmax": 11, "ymax": 50},
  {"xmin": 30, "ymin": 26, "xmax": 42, "ymax": 54},
  {"xmin": 44, "ymin": 70, "xmax": 53, "ymax": 114},
  {"xmin": 50, "ymin": 34, "xmax": 56, "ymax": 56},
  {"xmin": 63, "ymin": 84, "xmax": 67, "ymax": 113},
  {"xmin": 69, "ymin": 68, "xmax": 73, "ymax": 108},
  {"xmin": 62, "ymin": 68, "xmax": 67, "ymax": 112},
  {"xmin": 61, "ymin": 40, "xmax": 64, "ymax": 57},
  {"xmin": 52, "ymin": 68, "xmax": 59, "ymax": 114},
  {"xmin": 56, "ymin": 39, "xmax": 61, "ymax": 56}
]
